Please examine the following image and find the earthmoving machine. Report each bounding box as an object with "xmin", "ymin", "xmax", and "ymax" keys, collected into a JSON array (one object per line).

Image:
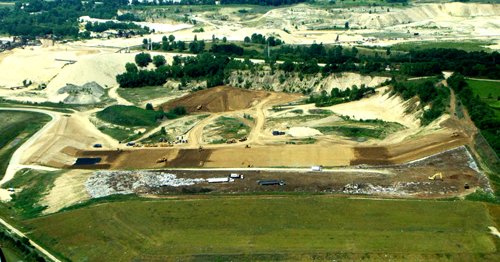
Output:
[
  {"xmin": 428, "ymin": 172, "xmax": 443, "ymax": 181},
  {"xmin": 156, "ymin": 157, "xmax": 168, "ymax": 163}
]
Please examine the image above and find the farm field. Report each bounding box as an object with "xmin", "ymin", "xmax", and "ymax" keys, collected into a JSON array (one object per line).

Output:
[{"xmin": 23, "ymin": 196, "xmax": 499, "ymax": 261}]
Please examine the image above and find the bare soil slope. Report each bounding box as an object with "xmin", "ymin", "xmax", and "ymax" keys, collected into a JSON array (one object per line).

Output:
[{"xmin": 160, "ymin": 86, "xmax": 270, "ymax": 113}]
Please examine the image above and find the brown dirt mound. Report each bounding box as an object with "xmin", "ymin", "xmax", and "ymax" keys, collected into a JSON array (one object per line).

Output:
[{"xmin": 159, "ymin": 86, "xmax": 270, "ymax": 113}]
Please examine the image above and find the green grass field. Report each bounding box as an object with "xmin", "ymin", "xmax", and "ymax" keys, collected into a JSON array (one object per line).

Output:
[
  {"xmin": 0, "ymin": 111, "xmax": 50, "ymax": 179},
  {"xmin": 22, "ymin": 196, "xmax": 499, "ymax": 261},
  {"xmin": 117, "ymin": 85, "xmax": 176, "ymax": 106},
  {"xmin": 467, "ymin": 79, "xmax": 500, "ymax": 109},
  {"xmin": 392, "ymin": 40, "xmax": 495, "ymax": 52}
]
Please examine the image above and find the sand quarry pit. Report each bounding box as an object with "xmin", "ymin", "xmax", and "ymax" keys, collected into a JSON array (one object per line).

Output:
[
  {"xmin": 160, "ymin": 86, "xmax": 272, "ymax": 113},
  {"xmin": 72, "ymin": 128, "xmax": 467, "ymax": 169}
]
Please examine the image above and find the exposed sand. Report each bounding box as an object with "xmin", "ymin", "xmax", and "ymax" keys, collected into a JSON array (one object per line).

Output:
[
  {"xmin": 288, "ymin": 127, "xmax": 322, "ymax": 137},
  {"xmin": 22, "ymin": 112, "xmax": 119, "ymax": 168},
  {"xmin": 40, "ymin": 170, "xmax": 92, "ymax": 214},
  {"xmin": 328, "ymin": 88, "xmax": 419, "ymax": 129}
]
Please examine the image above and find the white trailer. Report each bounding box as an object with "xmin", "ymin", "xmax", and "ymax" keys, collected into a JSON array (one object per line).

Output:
[
  {"xmin": 311, "ymin": 166, "xmax": 323, "ymax": 172},
  {"xmin": 207, "ymin": 177, "xmax": 234, "ymax": 183}
]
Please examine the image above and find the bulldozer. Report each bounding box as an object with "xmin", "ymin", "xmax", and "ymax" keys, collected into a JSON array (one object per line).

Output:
[{"xmin": 428, "ymin": 172, "xmax": 443, "ymax": 181}]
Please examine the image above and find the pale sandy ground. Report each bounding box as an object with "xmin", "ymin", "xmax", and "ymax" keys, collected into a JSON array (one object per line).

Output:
[
  {"xmin": 40, "ymin": 170, "xmax": 92, "ymax": 214},
  {"xmin": 489, "ymin": 226, "xmax": 500, "ymax": 238},
  {"xmin": 288, "ymin": 127, "xmax": 322, "ymax": 137},
  {"xmin": 327, "ymin": 87, "xmax": 419, "ymax": 129},
  {"xmin": 22, "ymin": 111, "xmax": 119, "ymax": 167}
]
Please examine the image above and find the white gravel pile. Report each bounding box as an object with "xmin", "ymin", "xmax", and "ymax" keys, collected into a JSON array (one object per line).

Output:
[{"xmin": 86, "ymin": 171, "xmax": 205, "ymax": 198}]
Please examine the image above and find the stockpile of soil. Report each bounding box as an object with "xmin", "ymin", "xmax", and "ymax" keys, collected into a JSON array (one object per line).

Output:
[
  {"xmin": 58, "ymin": 81, "xmax": 105, "ymax": 104},
  {"xmin": 159, "ymin": 86, "xmax": 270, "ymax": 113}
]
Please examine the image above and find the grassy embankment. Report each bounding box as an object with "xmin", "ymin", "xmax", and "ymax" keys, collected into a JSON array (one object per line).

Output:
[
  {"xmin": 0, "ymin": 111, "xmax": 50, "ymax": 179},
  {"xmin": 21, "ymin": 196, "xmax": 500, "ymax": 261},
  {"xmin": 95, "ymin": 105, "xmax": 162, "ymax": 142}
]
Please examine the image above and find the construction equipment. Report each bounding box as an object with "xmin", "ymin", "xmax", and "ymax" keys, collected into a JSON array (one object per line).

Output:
[
  {"xmin": 156, "ymin": 157, "xmax": 168, "ymax": 163},
  {"xmin": 428, "ymin": 172, "xmax": 443, "ymax": 180}
]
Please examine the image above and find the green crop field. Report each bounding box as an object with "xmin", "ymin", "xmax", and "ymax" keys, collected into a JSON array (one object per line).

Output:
[
  {"xmin": 0, "ymin": 111, "xmax": 50, "ymax": 179},
  {"xmin": 22, "ymin": 196, "xmax": 499, "ymax": 261}
]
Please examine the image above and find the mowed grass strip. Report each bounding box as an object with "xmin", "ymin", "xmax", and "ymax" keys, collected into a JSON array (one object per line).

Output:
[
  {"xmin": 24, "ymin": 197, "xmax": 497, "ymax": 261},
  {"xmin": 467, "ymin": 79, "xmax": 500, "ymax": 109}
]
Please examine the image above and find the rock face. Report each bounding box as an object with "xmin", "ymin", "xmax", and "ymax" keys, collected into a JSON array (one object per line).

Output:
[
  {"xmin": 57, "ymin": 81, "xmax": 105, "ymax": 104},
  {"xmin": 228, "ymin": 71, "xmax": 389, "ymax": 94}
]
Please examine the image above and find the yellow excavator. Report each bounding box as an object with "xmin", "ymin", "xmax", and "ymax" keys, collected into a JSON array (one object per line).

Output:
[{"xmin": 428, "ymin": 172, "xmax": 443, "ymax": 181}]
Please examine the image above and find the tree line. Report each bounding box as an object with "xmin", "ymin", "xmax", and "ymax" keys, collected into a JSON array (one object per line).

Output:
[
  {"xmin": 447, "ymin": 73, "xmax": 499, "ymax": 154},
  {"xmin": 0, "ymin": 0, "xmax": 128, "ymax": 38},
  {"xmin": 116, "ymin": 52, "xmax": 253, "ymax": 89},
  {"xmin": 307, "ymin": 85, "xmax": 375, "ymax": 107}
]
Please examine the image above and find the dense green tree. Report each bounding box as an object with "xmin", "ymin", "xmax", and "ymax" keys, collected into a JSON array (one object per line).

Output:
[
  {"xmin": 135, "ymin": 52, "xmax": 152, "ymax": 67},
  {"xmin": 152, "ymin": 55, "xmax": 166, "ymax": 68}
]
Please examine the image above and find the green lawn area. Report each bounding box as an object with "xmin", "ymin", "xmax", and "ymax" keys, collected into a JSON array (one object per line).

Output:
[
  {"xmin": 467, "ymin": 79, "xmax": 500, "ymax": 109},
  {"xmin": 116, "ymin": 86, "xmax": 176, "ymax": 106},
  {"xmin": 96, "ymin": 105, "xmax": 161, "ymax": 127},
  {"xmin": 2, "ymin": 169, "xmax": 63, "ymax": 219},
  {"xmin": 0, "ymin": 111, "xmax": 50, "ymax": 179},
  {"xmin": 23, "ymin": 197, "xmax": 499, "ymax": 261},
  {"xmin": 392, "ymin": 40, "xmax": 495, "ymax": 52}
]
